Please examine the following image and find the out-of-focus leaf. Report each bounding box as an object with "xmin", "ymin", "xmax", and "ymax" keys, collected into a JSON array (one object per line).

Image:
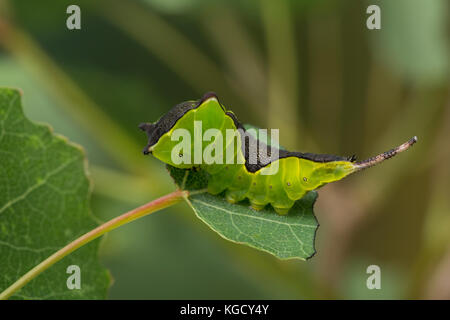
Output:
[
  {"xmin": 167, "ymin": 165, "xmax": 318, "ymax": 260},
  {"xmin": 0, "ymin": 88, "xmax": 110, "ymax": 299},
  {"xmin": 140, "ymin": 0, "xmax": 204, "ymax": 13},
  {"xmin": 370, "ymin": 0, "xmax": 449, "ymax": 84}
]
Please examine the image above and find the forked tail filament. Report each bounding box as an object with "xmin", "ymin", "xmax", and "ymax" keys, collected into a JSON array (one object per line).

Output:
[{"xmin": 355, "ymin": 136, "xmax": 418, "ymax": 171}]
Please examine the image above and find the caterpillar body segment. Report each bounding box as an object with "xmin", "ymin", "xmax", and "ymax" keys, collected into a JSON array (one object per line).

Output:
[{"xmin": 140, "ymin": 92, "xmax": 417, "ymax": 215}]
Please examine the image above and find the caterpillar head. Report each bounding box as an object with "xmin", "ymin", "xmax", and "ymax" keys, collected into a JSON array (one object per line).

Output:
[
  {"xmin": 139, "ymin": 99, "xmax": 200, "ymax": 156},
  {"xmin": 138, "ymin": 122, "xmax": 157, "ymax": 155},
  {"xmin": 139, "ymin": 92, "xmax": 222, "ymax": 158}
]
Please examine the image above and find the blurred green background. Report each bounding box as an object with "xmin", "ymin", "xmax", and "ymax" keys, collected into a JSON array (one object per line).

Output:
[{"xmin": 0, "ymin": 0, "xmax": 449, "ymax": 299}]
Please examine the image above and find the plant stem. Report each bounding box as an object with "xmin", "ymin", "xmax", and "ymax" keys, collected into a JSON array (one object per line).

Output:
[{"xmin": 0, "ymin": 189, "xmax": 188, "ymax": 300}]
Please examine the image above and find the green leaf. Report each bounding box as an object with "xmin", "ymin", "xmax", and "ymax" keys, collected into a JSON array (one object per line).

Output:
[
  {"xmin": 167, "ymin": 165, "xmax": 318, "ymax": 260},
  {"xmin": 0, "ymin": 88, "xmax": 110, "ymax": 299}
]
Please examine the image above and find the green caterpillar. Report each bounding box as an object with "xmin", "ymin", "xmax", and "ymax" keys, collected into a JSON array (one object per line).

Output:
[{"xmin": 140, "ymin": 92, "xmax": 417, "ymax": 215}]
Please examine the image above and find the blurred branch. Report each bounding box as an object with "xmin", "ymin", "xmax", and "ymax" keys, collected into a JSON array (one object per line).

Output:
[
  {"xmin": 307, "ymin": 13, "xmax": 343, "ymax": 152},
  {"xmin": 363, "ymin": 62, "xmax": 404, "ymax": 152},
  {"xmin": 260, "ymin": 0, "xmax": 301, "ymax": 148},
  {"xmin": 0, "ymin": 0, "xmax": 11, "ymax": 17},
  {"xmin": 102, "ymin": 0, "xmax": 255, "ymax": 110},
  {"xmin": 406, "ymin": 96, "xmax": 450, "ymax": 298},
  {"xmin": 422, "ymin": 249, "xmax": 450, "ymax": 299},
  {"xmin": 200, "ymin": 4, "xmax": 267, "ymax": 122}
]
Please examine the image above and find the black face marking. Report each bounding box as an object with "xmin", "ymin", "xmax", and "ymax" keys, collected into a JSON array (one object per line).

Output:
[
  {"xmin": 140, "ymin": 100, "xmax": 197, "ymax": 154},
  {"xmin": 138, "ymin": 122, "xmax": 153, "ymax": 132}
]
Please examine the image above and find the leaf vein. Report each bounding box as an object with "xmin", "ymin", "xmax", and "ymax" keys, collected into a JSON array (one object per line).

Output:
[
  {"xmin": 0, "ymin": 157, "xmax": 78, "ymax": 215},
  {"xmin": 191, "ymin": 198, "xmax": 315, "ymax": 228}
]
